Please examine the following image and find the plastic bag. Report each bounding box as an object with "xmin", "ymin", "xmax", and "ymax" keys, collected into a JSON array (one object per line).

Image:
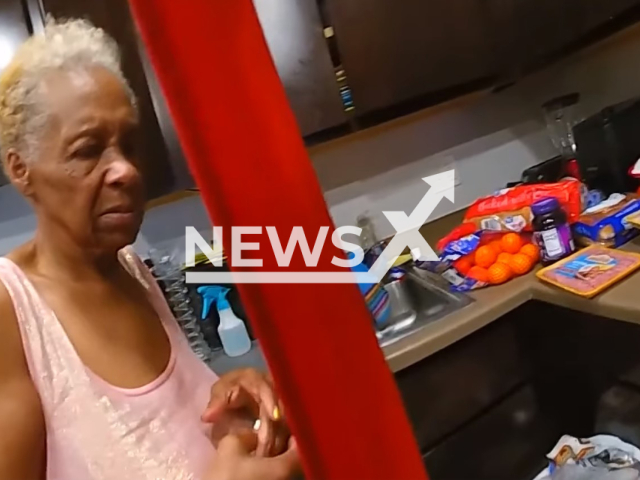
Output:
[
  {"xmin": 464, "ymin": 179, "xmax": 585, "ymax": 233},
  {"xmin": 534, "ymin": 435, "xmax": 640, "ymax": 480}
]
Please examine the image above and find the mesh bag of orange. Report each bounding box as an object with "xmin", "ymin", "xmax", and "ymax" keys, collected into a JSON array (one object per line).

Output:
[{"xmin": 419, "ymin": 230, "xmax": 541, "ymax": 291}]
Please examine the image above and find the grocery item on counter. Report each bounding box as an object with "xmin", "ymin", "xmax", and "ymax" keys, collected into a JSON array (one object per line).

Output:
[
  {"xmin": 475, "ymin": 245, "xmax": 497, "ymax": 268},
  {"xmin": 467, "ymin": 265, "xmax": 489, "ymax": 283},
  {"xmin": 464, "ymin": 178, "xmax": 585, "ymax": 233},
  {"xmin": 536, "ymin": 246, "xmax": 640, "ymax": 298},
  {"xmin": 510, "ymin": 253, "xmax": 535, "ymax": 275},
  {"xmin": 573, "ymin": 193, "xmax": 640, "ymax": 248},
  {"xmin": 488, "ymin": 262, "xmax": 513, "ymax": 284},
  {"xmin": 392, "ymin": 254, "xmax": 413, "ymax": 268},
  {"xmin": 585, "ymin": 189, "xmax": 606, "ymax": 210},
  {"xmin": 532, "ymin": 197, "xmax": 576, "ymax": 265},
  {"xmin": 497, "ymin": 252, "xmax": 513, "ymax": 264},
  {"xmin": 627, "ymin": 210, "xmax": 640, "ymax": 231},
  {"xmin": 419, "ymin": 231, "xmax": 539, "ymax": 292},
  {"xmin": 437, "ymin": 221, "xmax": 477, "ymax": 252},
  {"xmin": 501, "ymin": 232, "xmax": 525, "ymax": 253},
  {"xmin": 521, "ymin": 243, "xmax": 541, "ymax": 262}
]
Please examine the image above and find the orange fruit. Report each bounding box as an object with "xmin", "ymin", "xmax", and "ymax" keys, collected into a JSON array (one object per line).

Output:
[
  {"xmin": 496, "ymin": 252, "xmax": 513, "ymax": 265},
  {"xmin": 474, "ymin": 245, "xmax": 497, "ymax": 268},
  {"xmin": 488, "ymin": 240, "xmax": 503, "ymax": 255},
  {"xmin": 501, "ymin": 233, "xmax": 524, "ymax": 254},
  {"xmin": 466, "ymin": 251, "xmax": 476, "ymax": 265},
  {"xmin": 519, "ymin": 243, "xmax": 540, "ymax": 263},
  {"xmin": 453, "ymin": 257, "xmax": 473, "ymax": 276},
  {"xmin": 508, "ymin": 253, "xmax": 534, "ymax": 276},
  {"xmin": 468, "ymin": 266, "xmax": 490, "ymax": 283},
  {"xmin": 488, "ymin": 262, "xmax": 513, "ymax": 284}
]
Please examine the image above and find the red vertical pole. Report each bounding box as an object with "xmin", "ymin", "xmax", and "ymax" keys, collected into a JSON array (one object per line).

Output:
[{"xmin": 128, "ymin": 1, "xmax": 427, "ymax": 479}]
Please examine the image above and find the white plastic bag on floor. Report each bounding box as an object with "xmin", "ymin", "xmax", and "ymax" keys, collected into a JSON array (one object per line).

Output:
[{"xmin": 534, "ymin": 435, "xmax": 640, "ymax": 480}]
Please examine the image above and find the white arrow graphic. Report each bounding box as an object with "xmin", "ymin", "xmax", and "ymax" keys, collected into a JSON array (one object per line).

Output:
[
  {"xmin": 367, "ymin": 169, "xmax": 455, "ymax": 283},
  {"xmin": 185, "ymin": 169, "xmax": 456, "ymax": 285}
]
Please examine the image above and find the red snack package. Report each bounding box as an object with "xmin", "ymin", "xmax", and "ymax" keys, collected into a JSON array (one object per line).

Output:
[
  {"xmin": 437, "ymin": 222, "xmax": 477, "ymax": 252},
  {"xmin": 464, "ymin": 179, "xmax": 584, "ymax": 232}
]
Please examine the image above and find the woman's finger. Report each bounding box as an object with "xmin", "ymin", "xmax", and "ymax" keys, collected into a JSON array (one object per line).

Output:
[
  {"xmin": 201, "ymin": 384, "xmax": 236, "ymax": 422},
  {"xmin": 256, "ymin": 377, "xmax": 280, "ymax": 421},
  {"xmin": 265, "ymin": 437, "xmax": 302, "ymax": 479},
  {"xmin": 255, "ymin": 404, "xmax": 275, "ymax": 457},
  {"xmin": 216, "ymin": 431, "xmax": 259, "ymax": 457},
  {"xmin": 202, "ymin": 385, "xmax": 258, "ymax": 423},
  {"xmin": 272, "ymin": 427, "xmax": 289, "ymax": 457}
]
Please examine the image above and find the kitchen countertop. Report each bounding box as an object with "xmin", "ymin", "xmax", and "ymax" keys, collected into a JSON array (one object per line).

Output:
[
  {"xmin": 209, "ymin": 342, "xmax": 267, "ymax": 375},
  {"xmin": 384, "ymin": 235, "xmax": 640, "ymax": 372},
  {"xmin": 208, "ymin": 212, "xmax": 640, "ymax": 376}
]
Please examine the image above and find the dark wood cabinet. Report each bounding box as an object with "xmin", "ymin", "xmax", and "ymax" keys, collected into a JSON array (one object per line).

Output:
[
  {"xmin": 326, "ymin": 0, "xmax": 640, "ymax": 117},
  {"xmin": 3, "ymin": 0, "xmax": 640, "ymax": 192},
  {"xmin": 325, "ymin": 0, "xmax": 495, "ymax": 115},
  {"xmin": 395, "ymin": 319, "xmax": 526, "ymax": 452},
  {"xmin": 1, "ymin": 0, "xmax": 346, "ymax": 193},
  {"xmin": 486, "ymin": 0, "xmax": 572, "ymax": 77},
  {"xmin": 253, "ymin": 0, "xmax": 347, "ymax": 137},
  {"xmin": 423, "ymin": 387, "xmax": 553, "ymax": 480},
  {"xmin": 575, "ymin": 0, "xmax": 640, "ymax": 36},
  {"xmin": 488, "ymin": 0, "xmax": 640, "ymax": 79},
  {"xmin": 39, "ymin": 0, "xmax": 177, "ymax": 200}
]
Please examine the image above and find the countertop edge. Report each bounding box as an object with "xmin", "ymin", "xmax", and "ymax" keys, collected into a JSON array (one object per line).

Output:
[
  {"xmin": 385, "ymin": 240, "xmax": 640, "ymax": 373},
  {"xmin": 385, "ymin": 280, "xmax": 533, "ymax": 372}
]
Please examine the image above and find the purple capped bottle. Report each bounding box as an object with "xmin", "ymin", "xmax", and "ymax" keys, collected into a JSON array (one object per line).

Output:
[{"xmin": 532, "ymin": 197, "xmax": 575, "ymax": 265}]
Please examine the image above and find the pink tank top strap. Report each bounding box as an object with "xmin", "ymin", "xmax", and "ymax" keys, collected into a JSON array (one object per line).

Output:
[
  {"xmin": 117, "ymin": 246, "xmax": 196, "ymax": 351},
  {"xmin": 0, "ymin": 257, "xmax": 83, "ymax": 400},
  {"xmin": 0, "ymin": 252, "xmax": 217, "ymax": 479}
]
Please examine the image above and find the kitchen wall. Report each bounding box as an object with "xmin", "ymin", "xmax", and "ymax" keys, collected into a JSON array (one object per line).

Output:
[
  {"xmin": 2, "ymin": 25, "xmax": 640, "ymax": 256},
  {"xmin": 0, "ymin": 185, "xmax": 37, "ymax": 255},
  {"xmin": 0, "ymin": 185, "xmax": 211, "ymax": 257},
  {"xmin": 317, "ymin": 23, "xmax": 640, "ymax": 238}
]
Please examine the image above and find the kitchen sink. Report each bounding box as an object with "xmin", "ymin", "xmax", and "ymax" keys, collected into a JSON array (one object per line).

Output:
[{"xmin": 376, "ymin": 268, "xmax": 474, "ymax": 348}]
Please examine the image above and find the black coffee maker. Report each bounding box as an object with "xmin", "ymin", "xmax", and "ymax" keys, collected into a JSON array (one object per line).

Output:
[{"xmin": 573, "ymin": 97, "xmax": 640, "ymax": 194}]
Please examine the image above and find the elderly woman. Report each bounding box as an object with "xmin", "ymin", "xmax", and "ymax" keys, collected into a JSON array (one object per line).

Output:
[{"xmin": 0, "ymin": 18, "xmax": 299, "ymax": 480}]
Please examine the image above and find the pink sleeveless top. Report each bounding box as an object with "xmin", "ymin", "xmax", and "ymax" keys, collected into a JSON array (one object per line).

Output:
[{"xmin": 0, "ymin": 248, "xmax": 218, "ymax": 480}]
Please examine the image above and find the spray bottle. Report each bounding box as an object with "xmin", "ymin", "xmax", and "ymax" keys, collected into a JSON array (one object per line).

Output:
[{"xmin": 197, "ymin": 286, "xmax": 251, "ymax": 357}]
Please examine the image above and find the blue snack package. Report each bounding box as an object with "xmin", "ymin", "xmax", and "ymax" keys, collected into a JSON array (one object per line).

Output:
[
  {"xmin": 414, "ymin": 232, "xmax": 489, "ymax": 292},
  {"xmin": 440, "ymin": 232, "xmax": 481, "ymax": 260}
]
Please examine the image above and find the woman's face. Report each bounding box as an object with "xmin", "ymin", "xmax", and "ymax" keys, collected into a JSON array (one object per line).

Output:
[{"xmin": 11, "ymin": 66, "xmax": 145, "ymax": 254}]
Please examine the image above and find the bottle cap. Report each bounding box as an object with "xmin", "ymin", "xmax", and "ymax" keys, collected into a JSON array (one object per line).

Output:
[{"xmin": 532, "ymin": 197, "xmax": 560, "ymax": 216}]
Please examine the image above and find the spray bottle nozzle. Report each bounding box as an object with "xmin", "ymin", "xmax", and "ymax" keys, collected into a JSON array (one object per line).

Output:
[{"xmin": 197, "ymin": 285, "xmax": 231, "ymax": 319}]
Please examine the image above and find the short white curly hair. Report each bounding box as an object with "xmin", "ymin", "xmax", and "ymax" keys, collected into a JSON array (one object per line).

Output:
[{"xmin": 0, "ymin": 17, "xmax": 136, "ymax": 173}]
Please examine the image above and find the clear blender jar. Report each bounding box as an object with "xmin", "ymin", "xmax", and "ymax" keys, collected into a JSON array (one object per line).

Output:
[{"xmin": 542, "ymin": 93, "xmax": 581, "ymax": 159}]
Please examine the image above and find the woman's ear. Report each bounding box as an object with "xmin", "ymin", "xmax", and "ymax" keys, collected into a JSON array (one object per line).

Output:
[{"xmin": 5, "ymin": 148, "xmax": 33, "ymax": 196}]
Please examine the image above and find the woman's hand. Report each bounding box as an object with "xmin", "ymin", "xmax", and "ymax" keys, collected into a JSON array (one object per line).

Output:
[
  {"xmin": 202, "ymin": 368, "xmax": 289, "ymax": 457},
  {"xmin": 205, "ymin": 432, "xmax": 301, "ymax": 480}
]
